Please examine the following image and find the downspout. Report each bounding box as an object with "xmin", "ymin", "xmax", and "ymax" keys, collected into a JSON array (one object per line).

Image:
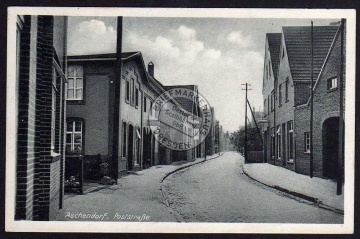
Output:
[
  {"xmin": 337, "ymin": 19, "xmax": 345, "ymax": 195},
  {"xmin": 310, "ymin": 21, "xmax": 314, "ymax": 178}
]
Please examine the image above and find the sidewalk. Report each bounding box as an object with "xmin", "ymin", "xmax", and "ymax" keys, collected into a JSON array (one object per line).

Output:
[
  {"xmin": 242, "ymin": 163, "xmax": 344, "ymax": 213},
  {"xmin": 57, "ymin": 153, "xmax": 222, "ymax": 221},
  {"xmin": 81, "ymin": 153, "xmax": 222, "ymax": 194}
]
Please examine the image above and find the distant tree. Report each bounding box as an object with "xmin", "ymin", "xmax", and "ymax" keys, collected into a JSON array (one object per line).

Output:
[{"xmin": 230, "ymin": 126, "xmax": 262, "ymax": 153}]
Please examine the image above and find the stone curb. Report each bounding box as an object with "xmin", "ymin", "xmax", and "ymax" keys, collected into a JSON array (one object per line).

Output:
[
  {"xmin": 241, "ymin": 164, "xmax": 344, "ymax": 215},
  {"xmin": 83, "ymin": 184, "xmax": 112, "ymax": 194},
  {"xmin": 160, "ymin": 152, "xmax": 224, "ymax": 207},
  {"xmin": 161, "ymin": 152, "xmax": 224, "ymax": 183}
]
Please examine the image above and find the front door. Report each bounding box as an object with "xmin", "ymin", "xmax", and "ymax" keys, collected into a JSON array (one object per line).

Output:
[
  {"xmin": 322, "ymin": 117, "xmax": 340, "ymax": 179},
  {"xmin": 128, "ymin": 125, "xmax": 134, "ymax": 171}
]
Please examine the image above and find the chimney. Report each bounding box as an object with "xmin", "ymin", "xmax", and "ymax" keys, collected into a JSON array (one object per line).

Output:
[{"xmin": 148, "ymin": 61, "xmax": 154, "ymax": 77}]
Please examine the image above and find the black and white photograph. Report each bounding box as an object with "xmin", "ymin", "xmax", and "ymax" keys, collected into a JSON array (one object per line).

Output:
[{"xmin": 5, "ymin": 7, "xmax": 356, "ymax": 233}]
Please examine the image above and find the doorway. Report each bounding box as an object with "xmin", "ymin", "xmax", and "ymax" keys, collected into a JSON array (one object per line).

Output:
[
  {"xmin": 128, "ymin": 125, "xmax": 134, "ymax": 171},
  {"xmin": 142, "ymin": 128, "xmax": 152, "ymax": 168},
  {"xmin": 322, "ymin": 117, "xmax": 340, "ymax": 179}
]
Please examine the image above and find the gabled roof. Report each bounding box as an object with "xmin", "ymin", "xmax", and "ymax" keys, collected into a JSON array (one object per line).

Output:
[
  {"xmin": 163, "ymin": 85, "xmax": 197, "ymax": 113},
  {"xmin": 67, "ymin": 52, "xmax": 140, "ymax": 61},
  {"xmin": 67, "ymin": 51, "xmax": 166, "ymax": 90},
  {"xmin": 282, "ymin": 26, "xmax": 339, "ymax": 82},
  {"xmin": 266, "ymin": 33, "xmax": 282, "ymax": 80},
  {"xmin": 301, "ymin": 22, "xmax": 343, "ymax": 107}
]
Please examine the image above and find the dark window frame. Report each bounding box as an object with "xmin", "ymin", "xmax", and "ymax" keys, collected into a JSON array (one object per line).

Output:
[
  {"xmin": 327, "ymin": 76, "xmax": 338, "ymax": 92},
  {"xmin": 67, "ymin": 65, "xmax": 85, "ymax": 104},
  {"xmin": 135, "ymin": 87, "xmax": 139, "ymax": 108},
  {"xmin": 66, "ymin": 117, "xmax": 85, "ymax": 155},
  {"xmin": 125, "ymin": 80, "xmax": 130, "ymax": 103},
  {"xmin": 130, "ymin": 78, "xmax": 135, "ymax": 106},
  {"xmin": 144, "ymin": 96, "xmax": 147, "ymax": 113},
  {"xmin": 278, "ymin": 83, "xmax": 282, "ymax": 107},
  {"xmin": 304, "ymin": 132, "xmax": 310, "ymax": 153},
  {"xmin": 285, "ymin": 78, "xmax": 289, "ymax": 102}
]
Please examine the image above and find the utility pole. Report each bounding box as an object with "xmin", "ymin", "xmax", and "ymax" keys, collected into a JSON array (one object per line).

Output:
[
  {"xmin": 112, "ymin": 16, "xmax": 123, "ymax": 180},
  {"xmin": 337, "ymin": 19, "xmax": 345, "ymax": 195},
  {"xmin": 242, "ymin": 83, "xmax": 252, "ymax": 163},
  {"xmin": 310, "ymin": 21, "xmax": 314, "ymax": 178}
]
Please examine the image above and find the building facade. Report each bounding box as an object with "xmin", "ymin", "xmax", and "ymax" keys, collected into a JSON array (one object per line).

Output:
[
  {"xmin": 261, "ymin": 23, "xmax": 343, "ymax": 179},
  {"xmin": 66, "ymin": 52, "xmax": 209, "ymax": 179},
  {"xmin": 66, "ymin": 52, "xmax": 170, "ymax": 178},
  {"xmin": 15, "ymin": 15, "xmax": 68, "ymax": 220},
  {"xmin": 294, "ymin": 22, "xmax": 345, "ymax": 178}
]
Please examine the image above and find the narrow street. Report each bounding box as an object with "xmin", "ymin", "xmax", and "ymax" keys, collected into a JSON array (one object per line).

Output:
[
  {"xmin": 57, "ymin": 151, "xmax": 343, "ymax": 223},
  {"xmin": 162, "ymin": 152, "xmax": 343, "ymax": 223}
]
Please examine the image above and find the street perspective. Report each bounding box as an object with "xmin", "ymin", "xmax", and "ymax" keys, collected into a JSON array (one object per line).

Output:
[{"xmin": 6, "ymin": 8, "xmax": 355, "ymax": 234}]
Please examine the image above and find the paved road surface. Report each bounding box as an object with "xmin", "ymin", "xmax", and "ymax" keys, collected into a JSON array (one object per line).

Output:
[{"xmin": 162, "ymin": 151, "xmax": 343, "ymax": 223}]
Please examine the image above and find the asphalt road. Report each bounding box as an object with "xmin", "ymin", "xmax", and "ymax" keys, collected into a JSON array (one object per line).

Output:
[{"xmin": 162, "ymin": 151, "xmax": 343, "ymax": 223}]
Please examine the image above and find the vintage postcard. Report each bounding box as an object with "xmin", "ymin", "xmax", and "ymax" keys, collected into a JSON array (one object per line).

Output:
[{"xmin": 6, "ymin": 7, "xmax": 356, "ymax": 233}]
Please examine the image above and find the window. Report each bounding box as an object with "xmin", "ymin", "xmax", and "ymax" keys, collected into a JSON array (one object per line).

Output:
[
  {"xmin": 276, "ymin": 125, "xmax": 281, "ymax": 159},
  {"xmin": 268, "ymin": 61, "xmax": 271, "ymax": 79},
  {"xmin": 271, "ymin": 127, "xmax": 275, "ymax": 159},
  {"xmin": 135, "ymin": 88, "xmax": 139, "ymax": 108},
  {"xmin": 144, "ymin": 96, "xmax": 147, "ymax": 113},
  {"xmin": 67, "ymin": 65, "xmax": 83, "ymax": 100},
  {"xmin": 285, "ymin": 78, "xmax": 289, "ymax": 102},
  {"xmin": 278, "ymin": 83, "xmax": 282, "ymax": 107},
  {"xmin": 267, "ymin": 95, "xmax": 270, "ymax": 114},
  {"xmin": 271, "ymin": 90, "xmax": 274, "ymax": 111},
  {"xmin": 304, "ymin": 132, "xmax": 310, "ymax": 153},
  {"xmin": 282, "ymin": 48, "xmax": 285, "ymax": 59},
  {"xmin": 131, "ymin": 78, "xmax": 135, "ymax": 105},
  {"xmin": 122, "ymin": 122, "xmax": 127, "ymax": 157},
  {"xmin": 327, "ymin": 77, "xmax": 338, "ymax": 90},
  {"xmin": 150, "ymin": 101, "xmax": 153, "ymax": 116},
  {"xmin": 66, "ymin": 120, "xmax": 83, "ymax": 155},
  {"xmin": 287, "ymin": 121, "xmax": 294, "ymax": 161},
  {"xmin": 125, "ymin": 80, "xmax": 130, "ymax": 102}
]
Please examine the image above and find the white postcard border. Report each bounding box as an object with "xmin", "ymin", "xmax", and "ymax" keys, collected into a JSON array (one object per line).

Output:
[{"xmin": 6, "ymin": 7, "xmax": 356, "ymax": 233}]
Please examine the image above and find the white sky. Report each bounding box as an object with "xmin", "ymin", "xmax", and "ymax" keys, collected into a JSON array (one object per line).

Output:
[{"xmin": 67, "ymin": 17, "xmax": 337, "ymax": 133}]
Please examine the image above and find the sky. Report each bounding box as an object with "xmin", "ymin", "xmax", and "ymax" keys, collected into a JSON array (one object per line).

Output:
[{"xmin": 67, "ymin": 17, "xmax": 337, "ymax": 133}]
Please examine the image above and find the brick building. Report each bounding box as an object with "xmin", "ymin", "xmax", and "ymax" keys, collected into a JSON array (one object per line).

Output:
[
  {"xmin": 261, "ymin": 23, "xmax": 344, "ymax": 179},
  {"xmin": 15, "ymin": 15, "xmax": 68, "ymax": 220},
  {"xmin": 294, "ymin": 22, "xmax": 345, "ymax": 178},
  {"xmin": 66, "ymin": 52, "xmax": 173, "ymax": 178}
]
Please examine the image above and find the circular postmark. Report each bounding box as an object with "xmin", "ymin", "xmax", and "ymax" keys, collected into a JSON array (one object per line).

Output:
[{"xmin": 149, "ymin": 87, "xmax": 212, "ymax": 151}]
